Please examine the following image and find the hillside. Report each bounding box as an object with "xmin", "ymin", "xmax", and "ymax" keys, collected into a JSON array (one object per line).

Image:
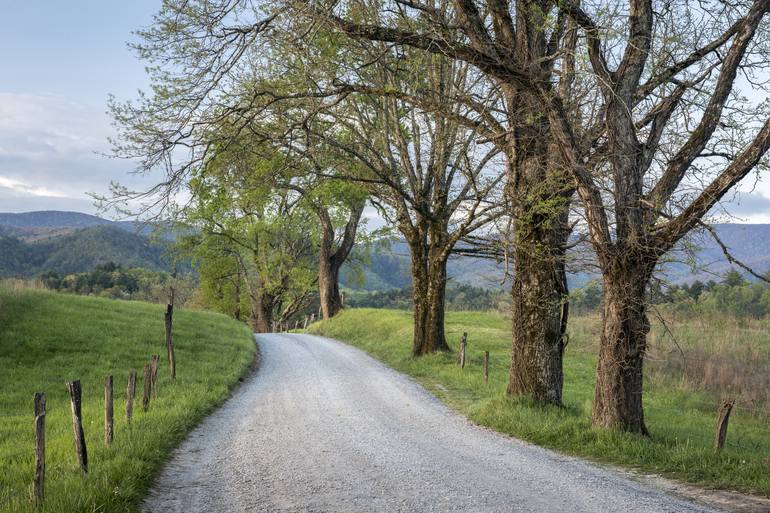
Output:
[
  {"xmin": 342, "ymin": 224, "xmax": 770, "ymax": 291},
  {"xmin": 2, "ymin": 211, "xmax": 770, "ymax": 288},
  {"xmin": 0, "ymin": 211, "xmax": 174, "ymax": 277},
  {"xmin": 0, "ymin": 225, "xmax": 169, "ymax": 277},
  {"xmin": 0, "ymin": 288, "xmax": 255, "ymax": 513}
]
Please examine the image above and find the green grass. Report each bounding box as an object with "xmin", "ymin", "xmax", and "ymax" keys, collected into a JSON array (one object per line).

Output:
[
  {"xmin": 0, "ymin": 288, "xmax": 255, "ymax": 513},
  {"xmin": 308, "ymin": 308, "xmax": 770, "ymax": 496}
]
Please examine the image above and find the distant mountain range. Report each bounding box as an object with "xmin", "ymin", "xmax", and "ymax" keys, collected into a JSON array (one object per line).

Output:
[
  {"xmin": 342, "ymin": 224, "xmax": 770, "ymax": 291},
  {"xmin": 0, "ymin": 211, "xmax": 170, "ymax": 277},
  {"xmin": 0, "ymin": 211, "xmax": 768, "ymax": 289}
]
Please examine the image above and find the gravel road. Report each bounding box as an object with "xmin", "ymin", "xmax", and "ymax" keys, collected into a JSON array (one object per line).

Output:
[{"xmin": 142, "ymin": 333, "xmax": 722, "ymax": 513}]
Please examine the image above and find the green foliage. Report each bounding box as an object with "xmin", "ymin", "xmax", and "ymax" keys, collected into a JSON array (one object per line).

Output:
[
  {"xmin": 0, "ymin": 226, "xmax": 171, "ymax": 278},
  {"xmin": 184, "ymin": 136, "xmax": 320, "ymax": 323},
  {"xmin": 309, "ymin": 309, "xmax": 770, "ymax": 496},
  {"xmin": 38, "ymin": 263, "xmax": 196, "ymax": 306},
  {"xmin": 569, "ymin": 280, "xmax": 602, "ymax": 314},
  {"xmin": 662, "ymin": 270, "xmax": 770, "ymax": 319},
  {"xmin": 0, "ymin": 288, "xmax": 255, "ymax": 513},
  {"xmin": 347, "ymin": 284, "xmax": 506, "ymax": 311}
]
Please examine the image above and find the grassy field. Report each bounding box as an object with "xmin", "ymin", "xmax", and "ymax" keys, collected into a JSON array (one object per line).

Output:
[
  {"xmin": 308, "ymin": 308, "xmax": 770, "ymax": 496},
  {"xmin": 0, "ymin": 288, "xmax": 255, "ymax": 513}
]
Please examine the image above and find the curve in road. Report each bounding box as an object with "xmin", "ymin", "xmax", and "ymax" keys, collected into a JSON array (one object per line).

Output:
[{"xmin": 142, "ymin": 333, "xmax": 721, "ymax": 513}]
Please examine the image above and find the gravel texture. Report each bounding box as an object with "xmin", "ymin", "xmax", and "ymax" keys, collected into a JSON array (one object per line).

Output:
[{"xmin": 141, "ymin": 333, "xmax": 722, "ymax": 513}]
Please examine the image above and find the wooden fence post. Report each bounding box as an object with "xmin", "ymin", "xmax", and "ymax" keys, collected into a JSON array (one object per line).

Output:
[
  {"xmin": 715, "ymin": 398, "xmax": 735, "ymax": 452},
  {"xmin": 142, "ymin": 363, "xmax": 152, "ymax": 412},
  {"xmin": 483, "ymin": 351, "xmax": 489, "ymax": 383},
  {"xmin": 150, "ymin": 355, "xmax": 159, "ymax": 399},
  {"xmin": 310, "ymin": 313, "xmax": 315, "ymax": 323},
  {"xmin": 303, "ymin": 316, "xmax": 309, "ymax": 329},
  {"xmin": 104, "ymin": 376, "xmax": 113, "ymax": 445},
  {"xmin": 340, "ymin": 292, "xmax": 345, "ymax": 308},
  {"xmin": 165, "ymin": 303, "xmax": 176, "ymax": 379},
  {"xmin": 271, "ymin": 320, "xmax": 276, "ymax": 332},
  {"xmin": 126, "ymin": 371, "xmax": 136, "ymax": 424},
  {"xmin": 458, "ymin": 332, "xmax": 467, "ymax": 369},
  {"xmin": 65, "ymin": 380, "xmax": 88, "ymax": 473},
  {"xmin": 33, "ymin": 392, "xmax": 45, "ymax": 505}
]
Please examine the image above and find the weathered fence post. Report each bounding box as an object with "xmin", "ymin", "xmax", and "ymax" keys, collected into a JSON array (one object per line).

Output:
[
  {"xmin": 340, "ymin": 292, "xmax": 345, "ymax": 308},
  {"xmin": 458, "ymin": 333, "xmax": 467, "ymax": 369},
  {"xmin": 715, "ymin": 398, "xmax": 735, "ymax": 452},
  {"xmin": 165, "ymin": 303, "xmax": 176, "ymax": 379},
  {"xmin": 126, "ymin": 371, "xmax": 136, "ymax": 424},
  {"xmin": 303, "ymin": 316, "xmax": 309, "ymax": 329},
  {"xmin": 294, "ymin": 319, "xmax": 300, "ymax": 330},
  {"xmin": 104, "ymin": 376, "xmax": 113, "ymax": 445},
  {"xmin": 483, "ymin": 351, "xmax": 489, "ymax": 383},
  {"xmin": 142, "ymin": 363, "xmax": 151, "ymax": 412},
  {"xmin": 150, "ymin": 355, "xmax": 159, "ymax": 399},
  {"xmin": 33, "ymin": 392, "xmax": 45, "ymax": 505},
  {"xmin": 310, "ymin": 313, "xmax": 315, "ymax": 323},
  {"xmin": 65, "ymin": 380, "xmax": 88, "ymax": 473},
  {"xmin": 271, "ymin": 320, "xmax": 276, "ymax": 332}
]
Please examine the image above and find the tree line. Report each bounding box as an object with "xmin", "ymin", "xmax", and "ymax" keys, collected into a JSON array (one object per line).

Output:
[{"xmin": 106, "ymin": 0, "xmax": 770, "ymax": 435}]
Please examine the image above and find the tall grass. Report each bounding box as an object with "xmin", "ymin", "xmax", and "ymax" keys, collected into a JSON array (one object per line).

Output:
[
  {"xmin": 0, "ymin": 288, "xmax": 255, "ymax": 513},
  {"xmin": 309, "ymin": 308, "xmax": 770, "ymax": 495}
]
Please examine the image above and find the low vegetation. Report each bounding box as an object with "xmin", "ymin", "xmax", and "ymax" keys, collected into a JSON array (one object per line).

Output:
[
  {"xmin": 309, "ymin": 309, "xmax": 770, "ymax": 495},
  {"xmin": 0, "ymin": 288, "xmax": 255, "ymax": 513},
  {"xmin": 39, "ymin": 262, "xmax": 197, "ymax": 307}
]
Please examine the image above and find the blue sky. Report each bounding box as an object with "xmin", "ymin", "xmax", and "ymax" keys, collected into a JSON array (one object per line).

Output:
[
  {"xmin": 0, "ymin": 1, "xmax": 157, "ymax": 214},
  {"xmin": 1, "ymin": 1, "xmax": 770, "ymax": 221}
]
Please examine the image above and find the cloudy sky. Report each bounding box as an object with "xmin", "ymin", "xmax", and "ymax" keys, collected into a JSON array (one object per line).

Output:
[
  {"xmin": 2, "ymin": 2, "xmax": 770, "ymax": 221},
  {"xmin": 0, "ymin": 1, "xmax": 158, "ymax": 215}
]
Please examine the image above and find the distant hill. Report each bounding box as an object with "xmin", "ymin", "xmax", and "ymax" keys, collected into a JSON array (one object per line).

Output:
[
  {"xmin": 0, "ymin": 211, "xmax": 170, "ymax": 277},
  {"xmin": 0, "ymin": 211, "xmax": 118, "ymax": 230},
  {"xmin": 342, "ymin": 224, "xmax": 770, "ymax": 291},
  {"xmin": 2, "ymin": 211, "xmax": 769, "ymax": 288}
]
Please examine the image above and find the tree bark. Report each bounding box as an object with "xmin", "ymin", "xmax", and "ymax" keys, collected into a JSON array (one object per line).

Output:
[
  {"xmin": 591, "ymin": 262, "xmax": 652, "ymax": 434},
  {"xmin": 506, "ymin": 214, "xmax": 569, "ymax": 406},
  {"xmin": 250, "ymin": 292, "xmax": 273, "ymax": 333},
  {"xmin": 409, "ymin": 236, "xmax": 450, "ymax": 356},
  {"xmin": 317, "ymin": 202, "xmax": 364, "ymax": 320},
  {"xmin": 319, "ymin": 256, "xmax": 343, "ymax": 319},
  {"xmin": 504, "ymin": 110, "xmax": 572, "ymax": 406}
]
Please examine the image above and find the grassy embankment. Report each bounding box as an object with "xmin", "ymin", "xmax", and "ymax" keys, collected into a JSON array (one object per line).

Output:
[
  {"xmin": 0, "ymin": 288, "xmax": 255, "ymax": 513},
  {"xmin": 308, "ymin": 308, "xmax": 770, "ymax": 495}
]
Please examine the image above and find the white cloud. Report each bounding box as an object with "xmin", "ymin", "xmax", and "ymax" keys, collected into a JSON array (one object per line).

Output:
[
  {"xmin": 0, "ymin": 92, "xmax": 154, "ymax": 213},
  {"xmin": 0, "ymin": 175, "xmax": 67, "ymax": 198}
]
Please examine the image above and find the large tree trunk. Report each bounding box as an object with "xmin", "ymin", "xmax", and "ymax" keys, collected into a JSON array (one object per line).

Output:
[
  {"xmin": 591, "ymin": 262, "xmax": 651, "ymax": 434},
  {"xmin": 506, "ymin": 209, "xmax": 570, "ymax": 405},
  {"xmin": 503, "ymin": 90, "xmax": 572, "ymax": 406},
  {"xmin": 247, "ymin": 285, "xmax": 273, "ymax": 333},
  {"xmin": 319, "ymin": 257, "xmax": 343, "ymax": 319},
  {"xmin": 317, "ymin": 202, "xmax": 364, "ymax": 320},
  {"xmin": 409, "ymin": 236, "xmax": 450, "ymax": 356}
]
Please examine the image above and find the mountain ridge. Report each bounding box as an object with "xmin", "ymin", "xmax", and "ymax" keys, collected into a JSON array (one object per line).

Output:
[{"xmin": 1, "ymin": 211, "xmax": 769, "ymax": 288}]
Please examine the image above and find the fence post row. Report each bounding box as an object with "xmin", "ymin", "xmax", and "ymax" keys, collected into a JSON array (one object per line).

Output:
[
  {"xmin": 165, "ymin": 303, "xmax": 176, "ymax": 379},
  {"xmin": 150, "ymin": 355, "xmax": 159, "ymax": 399},
  {"xmin": 33, "ymin": 392, "xmax": 46, "ymax": 505},
  {"xmin": 715, "ymin": 398, "xmax": 735, "ymax": 452},
  {"xmin": 126, "ymin": 371, "xmax": 136, "ymax": 424},
  {"xmin": 104, "ymin": 376, "xmax": 113, "ymax": 445},
  {"xmin": 458, "ymin": 332, "xmax": 468, "ymax": 369},
  {"xmin": 142, "ymin": 364, "xmax": 152, "ymax": 412},
  {"xmin": 66, "ymin": 380, "xmax": 88, "ymax": 473}
]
